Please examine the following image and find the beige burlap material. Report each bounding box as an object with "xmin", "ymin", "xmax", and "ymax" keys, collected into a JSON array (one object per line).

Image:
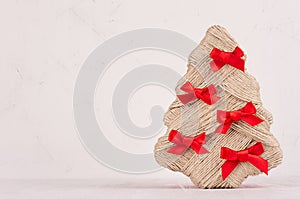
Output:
[{"xmin": 154, "ymin": 25, "xmax": 282, "ymax": 188}]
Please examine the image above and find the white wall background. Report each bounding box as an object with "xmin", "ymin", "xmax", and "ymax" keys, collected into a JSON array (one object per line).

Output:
[{"xmin": 1, "ymin": 0, "xmax": 300, "ymax": 181}]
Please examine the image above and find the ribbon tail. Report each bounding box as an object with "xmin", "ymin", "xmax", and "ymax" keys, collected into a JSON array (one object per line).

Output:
[
  {"xmin": 193, "ymin": 132, "xmax": 206, "ymax": 143},
  {"xmin": 207, "ymin": 85, "xmax": 217, "ymax": 95},
  {"xmin": 215, "ymin": 123, "xmax": 232, "ymax": 134},
  {"xmin": 242, "ymin": 115, "xmax": 264, "ymax": 126},
  {"xmin": 231, "ymin": 59, "xmax": 245, "ymax": 71},
  {"xmin": 202, "ymin": 85, "xmax": 220, "ymax": 105},
  {"xmin": 200, "ymin": 94, "xmax": 220, "ymax": 105},
  {"xmin": 191, "ymin": 145, "xmax": 208, "ymax": 154},
  {"xmin": 198, "ymin": 146, "xmax": 209, "ymax": 154},
  {"xmin": 222, "ymin": 161, "xmax": 239, "ymax": 180},
  {"xmin": 167, "ymin": 145, "xmax": 188, "ymax": 155},
  {"xmin": 248, "ymin": 155, "xmax": 269, "ymax": 175},
  {"xmin": 210, "ymin": 60, "xmax": 223, "ymax": 72},
  {"xmin": 190, "ymin": 133, "xmax": 208, "ymax": 154},
  {"xmin": 210, "ymin": 95, "xmax": 220, "ymax": 104}
]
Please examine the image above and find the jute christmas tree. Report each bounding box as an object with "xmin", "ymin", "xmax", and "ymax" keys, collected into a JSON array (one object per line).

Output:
[{"xmin": 154, "ymin": 25, "xmax": 282, "ymax": 188}]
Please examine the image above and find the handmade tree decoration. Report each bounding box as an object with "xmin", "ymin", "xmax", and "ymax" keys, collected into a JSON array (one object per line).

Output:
[{"xmin": 154, "ymin": 25, "xmax": 283, "ymax": 188}]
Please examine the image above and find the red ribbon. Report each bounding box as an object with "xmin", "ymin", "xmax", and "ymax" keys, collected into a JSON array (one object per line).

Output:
[
  {"xmin": 210, "ymin": 46, "xmax": 245, "ymax": 72},
  {"xmin": 167, "ymin": 130, "xmax": 208, "ymax": 155},
  {"xmin": 177, "ymin": 82, "xmax": 220, "ymax": 105},
  {"xmin": 220, "ymin": 142, "xmax": 268, "ymax": 180},
  {"xmin": 215, "ymin": 102, "xmax": 264, "ymax": 134}
]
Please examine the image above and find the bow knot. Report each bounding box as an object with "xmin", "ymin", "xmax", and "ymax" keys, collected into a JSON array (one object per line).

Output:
[
  {"xmin": 210, "ymin": 46, "xmax": 245, "ymax": 72},
  {"xmin": 215, "ymin": 102, "xmax": 264, "ymax": 134},
  {"xmin": 237, "ymin": 150, "xmax": 249, "ymax": 162},
  {"xmin": 177, "ymin": 82, "xmax": 220, "ymax": 105},
  {"xmin": 167, "ymin": 130, "xmax": 208, "ymax": 155},
  {"xmin": 220, "ymin": 142, "xmax": 268, "ymax": 180},
  {"xmin": 229, "ymin": 110, "xmax": 243, "ymax": 121},
  {"xmin": 194, "ymin": 88, "xmax": 206, "ymax": 99}
]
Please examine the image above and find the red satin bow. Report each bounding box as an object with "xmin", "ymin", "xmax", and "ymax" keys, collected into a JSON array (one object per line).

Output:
[
  {"xmin": 220, "ymin": 142, "xmax": 268, "ymax": 180},
  {"xmin": 167, "ymin": 130, "xmax": 208, "ymax": 155},
  {"xmin": 177, "ymin": 82, "xmax": 220, "ymax": 105},
  {"xmin": 215, "ymin": 102, "xmax": 264, "ymax": 134},
  {"xmin": 210, "ymin": 46, "xmax": 245, "ymax": 72}
]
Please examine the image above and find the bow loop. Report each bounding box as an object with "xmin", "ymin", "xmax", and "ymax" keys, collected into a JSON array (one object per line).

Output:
[
  {"xmin": 215, "ymin": 102, "xmax": 264, "ymax": 134},
  {"xmin": 177, "ymin": 82, "xmax": 219, "ymax": 105},
  {"xmin": 220, "ymin": 147, "xmax": 238, "ymax": 161},
  {"xmin": 168, "ymin": 130, "xmax": 182, "ymax": 144},
  {"xmin": 210, "ymin": 46, "xmax": 245, "ymax": 72},
  {"xmin": 241, "ymin": 101, "xmax": 257, "ymax": 114},
  {"xmin": 233, "ymin": 46, "xmax": 244, "ymax": 57},
  {"xmin": 180, "ymin": 81, "xmax": 195, "ymax": 93},
  {"xmin": 167, "ymin": 130, "xmax": 208, "ymax": 155},
  {"xmin": 247, "ymin": 142, "xmax": 265, "ymax": 155}
]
